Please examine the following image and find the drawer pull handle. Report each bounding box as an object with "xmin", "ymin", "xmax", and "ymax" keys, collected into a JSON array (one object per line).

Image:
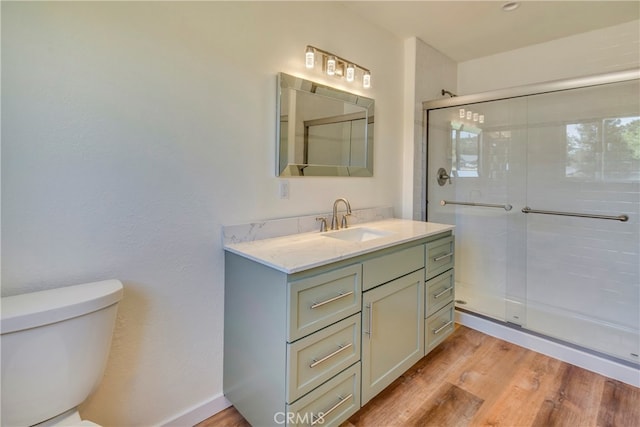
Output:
[
  {"xmin": 309, "ymin": 343, "xmax": 353, "ymax": 368},
  {"xmin": 433, "ymin": 320, "xmax": 454, "ymax": 335},
  {"xmin": 364, "ymin": 303, "xmax": 374, "ymax": 336},
  {"xmin": 434, "ymin": 287, "xmax": 453, "ymax": 299},
  {"xmin": 433, "ymin": 252, "xmax": 454, "ymax": 262},
  {"xmin": 310, "ymin": 291, "xmax": 353, "ymax": 309},
  {"xmin": 311, "ymin": 393, "xmax": 353, "ymax": 425}
]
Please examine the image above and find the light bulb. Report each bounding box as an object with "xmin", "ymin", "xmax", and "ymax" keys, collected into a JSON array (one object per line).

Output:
[
  {"xmin": 363, "ymin": 72, "xmax": 371, "ymax": 88},
  {"xmin": 466, "ymin": 111, "xmax": 472, "ymax": 120},
  {"xmin": 305, "ymin": 47, "xmax": 315, "ymax": 69},
  {"xmin": 326, "ymin": 57, "xmax": 336, "ymax": 76},
  {"xmin": 479, "ymin": 115, "xmax": 485, "ymax": 124},
  {"xmin": 473, "ymin": 113, "xmax": 479, "ymax": 122},
  {"xmin": 346, "ymin": 64, "xmax": 355, "ymax": 82},
  {"xmin": 459, "ymin": 108, "xmax": 465, "ymax": 118}
]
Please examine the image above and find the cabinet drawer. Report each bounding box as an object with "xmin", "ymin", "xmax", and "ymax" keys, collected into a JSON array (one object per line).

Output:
[
  {"xmin": 425, "ymin": 270, "xmax": 454, "ymax": 318},
  {"xmin": 425, "ymin": 302, "xmax": 455, "ymax": 354},
  {"xmin": 362, "ymin": 245, "xmax": 424, "ymax": 291},
  {"xmin": 286, "ymin": 362, "xmax": 361, "ymax": 427},
  {"xmin": 425, "ymin": 235, "xmax": 454, "ymax": 280},
  {"xmin": 288, "ymin": 264, "xmax": 361, "ymax": 342},
  {"xmin": 287, "ymin": 314, "xmax": 360, "ymax": 404}
]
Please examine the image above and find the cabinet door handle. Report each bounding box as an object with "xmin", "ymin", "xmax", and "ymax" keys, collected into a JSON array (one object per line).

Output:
[
  {"xmin": 433, "ymin": 287, "xmax": 453, "ymax": 299},
  {"xmin": 310, "ymin": 291, "xmax": 353, "ymax": 309},
  {"xmin": 433, "ymin": 320, "xmax": 454, "ymax": 335},
  {"xmin": 433, "ymin": 252, "xmax": 454, "ymax": 262},
  {"xmin": 311, "ymin": 393, "xmax": 353, "ymax": 425},
  {"xmin": 309, "ymin": 343, "xmax": 353, "ymax": 368},
  {"xmin": 364, "ymin": 303, "xmax": 373, "ymax": 336}
]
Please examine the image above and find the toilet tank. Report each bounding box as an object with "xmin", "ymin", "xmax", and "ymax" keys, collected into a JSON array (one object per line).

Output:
[{"xmin": 1, "ymin": 280, "xmax": 123, "ymax": 427}]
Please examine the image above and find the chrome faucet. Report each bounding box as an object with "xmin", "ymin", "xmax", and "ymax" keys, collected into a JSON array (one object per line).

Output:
[{"xmin": 330, "ymin": 198, "xmax": 352, "ymax": 230}]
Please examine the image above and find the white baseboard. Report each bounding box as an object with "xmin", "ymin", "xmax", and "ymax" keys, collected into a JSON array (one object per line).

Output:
[
  {"xmin": 456, "ymin": 310, "xmax": 640, "ymax": 388},
  {"xmin": 160, "ymin": 393, "xmax": 231, "ymax": 427}
]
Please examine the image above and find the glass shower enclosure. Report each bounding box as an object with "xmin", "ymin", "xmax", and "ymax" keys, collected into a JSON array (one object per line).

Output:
[{"xmin": 425, "ymin": 71, "xmax": 639, "ymax": 365}]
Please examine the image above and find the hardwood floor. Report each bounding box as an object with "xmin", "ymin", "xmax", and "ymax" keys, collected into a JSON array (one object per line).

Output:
[{"xmin": 198, "ymin": 325, "xmax": 640, "ymax": 427}]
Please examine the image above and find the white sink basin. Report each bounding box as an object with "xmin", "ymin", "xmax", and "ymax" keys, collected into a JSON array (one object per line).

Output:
[{"xmin": 322, "ymin": 227, "xmax": 394, "ymax": 242}]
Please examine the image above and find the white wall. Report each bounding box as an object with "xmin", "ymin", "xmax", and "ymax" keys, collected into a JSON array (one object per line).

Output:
[
  {"xmin": 405, "ymin": 38, "xmax": 457, "ymax": 220},
  {"xmin": 458, "ymin": 20, "xmax": 640, "ymax": 94},
  {"xmin": 1, "ymin": 2, "xmax": 404, "ymax": 425}
]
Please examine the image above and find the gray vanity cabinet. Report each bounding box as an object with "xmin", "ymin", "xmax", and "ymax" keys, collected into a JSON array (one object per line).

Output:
[
  {"xmin": 224, "ymin": 253, "xmax": 362, "ymax": 427},
  {"xmin": 224, "ymin": 230, "xmax": 454, "ymax": 426}
]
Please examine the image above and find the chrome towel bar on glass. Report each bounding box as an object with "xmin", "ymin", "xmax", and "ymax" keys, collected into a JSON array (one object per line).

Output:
[
  {"xmin": 440, "ymin": 200, "xmax": 512, "ymax": 211},
  {"xmin": 522, "ymin": 207, "xmax": 629, "ymax": 222}
]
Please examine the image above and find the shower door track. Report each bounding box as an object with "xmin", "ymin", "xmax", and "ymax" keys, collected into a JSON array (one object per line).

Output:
[{"xmin": 422, "ymin": 68, "xmax": 639, "ymax": 111}]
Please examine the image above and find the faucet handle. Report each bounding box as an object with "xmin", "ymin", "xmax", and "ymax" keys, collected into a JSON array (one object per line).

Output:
[
  {"xmin": 341, "ymin": 214, "xmax": 350, "ymax": 229},
  {"xmin": 316, "ymin": 217, "xmax": 328, "ymax": 232}
]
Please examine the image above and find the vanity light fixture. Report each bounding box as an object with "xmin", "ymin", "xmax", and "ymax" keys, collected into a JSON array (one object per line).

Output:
[
  {"xmin": 363, "ymin": 72, "xmax": 371, "ymax": 88},
  {"xmin": 459, "ymin": 108, "xmax": 487, "ymax": 125},
  {"xmin": 346, "ymin": 64, "xmax": 355, "ymax": 82},
  {"xmin": 305, "ymin": 46, "xmax": 315, "ymax": 69},
  {"xmin": 326, "ymin": 56, "xmax": 337, "ymax": 76},
  {"xmin": 304, "ymin": 45, "xmax": 372, "ymax": 88}
]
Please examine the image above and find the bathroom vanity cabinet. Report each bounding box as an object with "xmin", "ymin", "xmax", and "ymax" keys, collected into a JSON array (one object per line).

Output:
[{"xmin": 224, "ymin": 225, "xmax": 454, "ymax": 427}]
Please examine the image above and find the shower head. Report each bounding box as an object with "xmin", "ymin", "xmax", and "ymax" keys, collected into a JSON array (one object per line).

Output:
[{"xmin": 441, "ymin": 89, "xmax": 457, "ymax": 98}]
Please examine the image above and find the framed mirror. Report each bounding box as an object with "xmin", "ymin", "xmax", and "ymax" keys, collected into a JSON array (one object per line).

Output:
[{"xmin": 276, "ymin": 73, "xmax": 374, "ymax": 176}]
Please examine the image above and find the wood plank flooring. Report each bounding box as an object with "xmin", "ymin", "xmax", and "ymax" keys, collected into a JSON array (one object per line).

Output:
[{"xmin": 198, "ymin": 325, "xmax": 640, "ymax": 427}]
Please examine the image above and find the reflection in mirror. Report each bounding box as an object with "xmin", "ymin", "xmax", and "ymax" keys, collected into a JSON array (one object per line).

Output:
[
  {"xmin": 277, "ymin": 73, "xmax": 374, "ymax": 176},
  {"xmin": 450, "ymin": 121, "xmax": 481, "ymax": 178}
]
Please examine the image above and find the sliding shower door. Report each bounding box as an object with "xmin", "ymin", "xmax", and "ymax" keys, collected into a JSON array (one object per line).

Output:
[
  {"xmin": 427, "ymin": 97, "xmax": 529, "ymax": 324},
  {"xmin": 426, "ymin": 78, "xmax": 640, "ymax": 364},
  {"xmin": 523, "ymin": 81, "xmax": 639, "ymax": 363}
]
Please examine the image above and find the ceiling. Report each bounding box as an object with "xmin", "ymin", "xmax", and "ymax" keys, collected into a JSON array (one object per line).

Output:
[{"xmin": 340, "ymin": 1, "xmax": 640, "ymax": 62}]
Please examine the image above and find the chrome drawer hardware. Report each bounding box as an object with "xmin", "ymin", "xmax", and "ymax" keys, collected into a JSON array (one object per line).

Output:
[
  {"xmin": 310, "ymin": 291, "xmax": 354, "ymax": 309},
  {"xmin": 433, "ymin": 252, "xmax": 454, "ymax": 262},
  {"xmin": 309, "ymin": 343, "xmax": 353, "ymax": 368},
  {"xmin": 440, "ymin": 199, "xmax": 512, "ymax": 211},
  {"xmin": 311, "ymin": 393, "xmax": 354, "ymax": 425},
  {"xmin": 521, "ymin": 206, "xmax": 628, "ymax": 222},
  {"xmin": 433, "ymin": 320, "xmax": 454, "ymax": 335},
  {"xmin": 433, "ymin": 287, "xmax": 453, "ymax": 299}
]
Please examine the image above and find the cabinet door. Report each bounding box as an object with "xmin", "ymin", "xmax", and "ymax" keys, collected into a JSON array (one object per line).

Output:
[{"xmin": 361, "ymin": 269, "xmax": 424, "ymax": 405}]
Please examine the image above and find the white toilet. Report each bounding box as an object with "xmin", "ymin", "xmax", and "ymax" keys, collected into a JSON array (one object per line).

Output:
[{"xmin": 1, "ymin": 280, "xmax": 123, "ymax": 427}]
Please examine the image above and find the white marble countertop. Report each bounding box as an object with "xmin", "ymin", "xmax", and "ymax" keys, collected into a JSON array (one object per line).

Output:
[{"xmin": 224, "ymin": 218, "xmax": 455, "ymax": 274}]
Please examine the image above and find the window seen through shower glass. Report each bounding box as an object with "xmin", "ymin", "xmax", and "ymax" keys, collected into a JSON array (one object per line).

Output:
[
  {"xmin": 566, "ymin": 116, "xmax": 640, "ymax": 181},
  {"xmin": 451, "ymin": 122, "xmax": 481, "ymax": 177}
]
